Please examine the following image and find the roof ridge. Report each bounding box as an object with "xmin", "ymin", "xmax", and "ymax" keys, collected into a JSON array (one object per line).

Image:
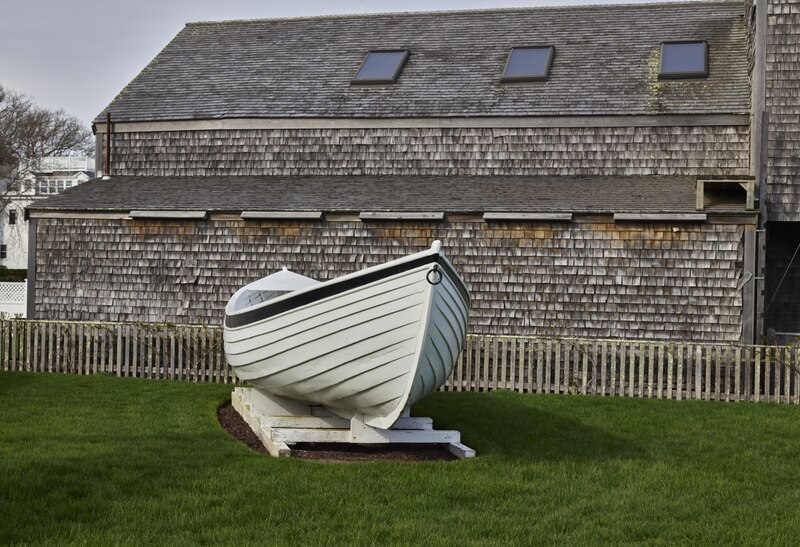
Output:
[{"xmin": 185, "ymin": 0, "xmax": 741, "ymax": 27}]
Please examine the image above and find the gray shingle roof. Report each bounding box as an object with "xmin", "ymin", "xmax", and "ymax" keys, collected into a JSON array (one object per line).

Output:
[
  {"xmin": 30, "ymin": 175, "xmax": 722, "ymax": 214},
  {"xmin": 96, "ymin": 2, "xmax": 749, "ymax": 123}
]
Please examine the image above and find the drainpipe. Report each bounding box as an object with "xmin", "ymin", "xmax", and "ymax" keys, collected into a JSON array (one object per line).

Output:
[{"xmin": 105, "ymin": 112, "xmax": 112, "ymax": 177}]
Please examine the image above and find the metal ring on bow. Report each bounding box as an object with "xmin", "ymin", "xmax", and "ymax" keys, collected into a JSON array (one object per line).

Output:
[{"xmin": 426, "ymin": 265, "xmax": 443, "ymax": 285}]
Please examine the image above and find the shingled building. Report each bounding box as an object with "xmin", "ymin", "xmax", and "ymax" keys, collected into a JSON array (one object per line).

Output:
[{"xmin": 27, "ymin": 0, "xmax": 794, "ymax": 343}]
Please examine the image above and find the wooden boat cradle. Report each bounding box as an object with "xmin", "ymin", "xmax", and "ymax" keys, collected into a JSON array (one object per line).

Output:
[{"xmin": 232, "ymin": 387, "xmax": 476, "ymax": 459}]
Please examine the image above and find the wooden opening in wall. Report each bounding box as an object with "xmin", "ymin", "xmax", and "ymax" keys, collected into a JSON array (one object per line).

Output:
[{"xmin": 696, "ymin": 179, "xmax": 755, "ymax": 211}]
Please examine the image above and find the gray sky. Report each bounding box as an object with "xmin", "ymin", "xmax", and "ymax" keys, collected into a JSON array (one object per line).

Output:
[{"xmin": 1, "ymin": 0, "xmax": 675, "ymax": 126}]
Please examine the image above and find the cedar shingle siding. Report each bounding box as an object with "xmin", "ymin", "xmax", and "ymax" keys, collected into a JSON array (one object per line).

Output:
[
  {"xmin": 109, "ymin": 126, "xmax": 751, "ymax": 178},
  {"xmin": 766, "ymin": 0, "xmax": 800, "ymax": 221},
  {"xmin": 35, "ymin": 218, "xmax": 745, "ymax": 342}
]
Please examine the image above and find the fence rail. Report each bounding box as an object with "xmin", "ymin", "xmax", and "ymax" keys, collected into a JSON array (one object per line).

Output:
[{"xmin": 2, "ymin": 319, "xmax": 799, "ymax": 404}]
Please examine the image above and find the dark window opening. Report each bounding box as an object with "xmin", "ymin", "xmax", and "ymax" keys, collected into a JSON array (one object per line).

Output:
[
  {"xmin": 659, "ymin": 41, "xmax": 707, "ymax": 79},
  {"xmin": 8, "ymin": 210, "xmax": 16, "ymax": 225},
  {"xmin": 0, "ymin": 245, "xmax": 7, "ymax": 259},
  {"xmin": 352, "ymin": 50, "xmax": 409, "ymax": 84},
  {"xmin": 501, "ymin": 46, "xmax": 554, "ymax": 82}
]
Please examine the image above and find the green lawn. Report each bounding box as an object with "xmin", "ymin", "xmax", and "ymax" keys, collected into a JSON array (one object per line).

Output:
[{"xmin": 2, "ymin": 372, "xmax": 800, "ymax": 546}]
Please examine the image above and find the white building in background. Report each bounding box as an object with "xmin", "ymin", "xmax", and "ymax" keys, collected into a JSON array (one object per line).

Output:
[{"xmin": 1, "ymin": 156, "xmax": 95, "ymax": 270}]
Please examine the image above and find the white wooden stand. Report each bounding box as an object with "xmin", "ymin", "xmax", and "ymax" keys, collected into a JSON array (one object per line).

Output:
[{"xmin": 231, "ymin": 387, "xmax": 475, "ymax": 460}]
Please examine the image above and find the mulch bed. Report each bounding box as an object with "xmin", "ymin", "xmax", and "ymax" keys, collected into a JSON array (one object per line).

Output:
[{"xmin": 217, "ymin": 402, "xmax": 456, "ymax": 463}]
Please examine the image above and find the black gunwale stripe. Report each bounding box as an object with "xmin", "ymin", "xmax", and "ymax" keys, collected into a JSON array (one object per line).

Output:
[{"xmin": 225, "ymin": 254, "xmax": 469, "ymax": 329}]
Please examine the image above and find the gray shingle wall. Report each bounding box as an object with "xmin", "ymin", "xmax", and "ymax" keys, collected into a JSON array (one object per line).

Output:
[
  {"xmin": 35, "ymin": 218, "xmax": 745, "ymax": 342},
  {"xmin": 766, "ymin": 0, "xmax": 800, "ymax": 221},
  {"xmin": 109, "ymin": 126, "xmax": 751, "ymax": 177}
]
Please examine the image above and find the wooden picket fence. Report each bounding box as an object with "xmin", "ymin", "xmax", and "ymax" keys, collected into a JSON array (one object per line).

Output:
[{"xmin": 1, "ymin": 319, "xmax": 799, "ymax": 404}]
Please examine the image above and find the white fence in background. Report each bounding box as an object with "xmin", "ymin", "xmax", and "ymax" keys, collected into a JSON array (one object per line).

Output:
[{"xmin": 0, "ymin": 282, "xmax": 26, "ymax": 318}]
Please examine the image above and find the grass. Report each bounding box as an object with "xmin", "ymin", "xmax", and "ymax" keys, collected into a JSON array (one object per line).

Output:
[{"xmin": 2, "ymin": 372, "xmax": 800, "ymax": 546}]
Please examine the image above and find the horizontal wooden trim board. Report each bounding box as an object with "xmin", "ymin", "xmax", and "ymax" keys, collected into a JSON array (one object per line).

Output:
[
  {"xmin": 129, "ymin": 210, "xmax": 208, "ymax": 220},
  {"xmin": 483, "ymin": 212, "xmax": 573, "ymax": 221},
  {"xmin": 94, "ymin": 114, "xmax": 750, "ymax": 133},
  {"xmin": 240, "ymin": 211, "xmax": 322, "ymax": 220},
  {"xmin": 359, "ymin": 212, "xmax": 444, "ymax": 221},
  {"xmin": 614, "ymin": 213, "xmax": 708, "ymax": 222},
  {"xmin": 27, "ymin": 211, "xmax": 130, "ymax": 220}
]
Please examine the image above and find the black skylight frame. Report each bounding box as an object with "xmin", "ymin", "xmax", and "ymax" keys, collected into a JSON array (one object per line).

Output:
[
  {"xmin": 351, "ymin": 50, "xmax": 410, "ymax": 85},
  {"xmin": 501, "ymin": 46, "xmax": 555, "ymax": 83},
  {"xmin": 659, "ymin": 41, "xmax": 708, "ymax": 79}
]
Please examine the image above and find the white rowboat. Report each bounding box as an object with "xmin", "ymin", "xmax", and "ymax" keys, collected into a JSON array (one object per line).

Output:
[{"xmin": 223, "ymin": 241, "xmax": 470, "ymax": 429}]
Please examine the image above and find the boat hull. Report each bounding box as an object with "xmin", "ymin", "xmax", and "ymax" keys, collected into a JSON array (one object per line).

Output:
[{"xmin": 224, "ymin": 248, "xmax": 469, "ymax": 429}]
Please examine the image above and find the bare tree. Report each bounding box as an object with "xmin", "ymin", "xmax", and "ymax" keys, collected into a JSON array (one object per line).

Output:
[{"xmin": 0, "ymin": 84, "xmax": 93, "ymax": 205}]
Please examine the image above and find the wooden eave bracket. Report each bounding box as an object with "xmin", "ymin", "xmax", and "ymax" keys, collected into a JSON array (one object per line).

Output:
[
  {"xmin": 241, "ymin": 211, "xmax": 322, "ymax": 220},
  {"xmin": 483, "ymin": 212, "xmax": 573, "ymax": 221},
  {"xmin": 129, "ymin": 210, "xmax": 208, "ymax": 220},
  {"xmin": 614, "ymin": 213, "xmax": 708, "ymax": 222},
  {"xmin": 359, "ymin": 212, "xmax": 444, "ymax": 221}
]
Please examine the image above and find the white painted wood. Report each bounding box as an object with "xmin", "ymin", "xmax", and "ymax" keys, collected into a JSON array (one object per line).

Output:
[
  {"xmin": 272, "ymin": 428, "xmax": 350, "ymax": 443},
  {"xmin": 251, "ymin": 388, "xmax": 313, "ymax": 417},
  {"xmin": 231, "ymin": 388, "xmax": 473, "ymax": 458},
  {"xmin": 447, "ymin": 442, "xmax": 477, "ymax": 459},
  {"xmin": 224, "ymin": 241, "xmax": 470, "ymax": 429},
  {"xmin": 263, "ymin": 415, "xmax": 434, "ymax": 430},
  {"xmin": 349, "ymin": 415, "xmax": 460, "ymax": 444}
]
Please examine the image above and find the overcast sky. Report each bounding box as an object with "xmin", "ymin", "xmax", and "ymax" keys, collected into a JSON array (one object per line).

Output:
[{"xmin": 1, "ymin": 0, "xmax": 675, "ymax": 126}]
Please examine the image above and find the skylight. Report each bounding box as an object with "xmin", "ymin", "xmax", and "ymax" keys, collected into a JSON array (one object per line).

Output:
[
  {"xmin": 352, "ymin": 50, "xmax": 409, "ymax": 84},
  {"xmin": 659, "ymin": 41, "xmax": 707, "ymax": 79},
  {"xmin": 501, "ymin": 47, "xmax": 554, "ymax": 82}
]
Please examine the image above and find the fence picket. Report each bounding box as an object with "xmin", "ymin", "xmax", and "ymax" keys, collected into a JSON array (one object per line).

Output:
[
  {"xmin": 705, "ymin": 345, "xmax": 712, "ymax": 401},
  {"xmin": 581, "ymin": 346, "xmax": 589, "ymax": 396},
  {"xmin": 754, "ymin": 347, "xmax": 761, "ymax": 402},
  {"xmin": 518, "ymin": 338, "xmax": 526, "ymax": 393},
  {"xmin": 527, "ymin": 339, "xmax": 535, "ymax": 393},
  {"xmin": 32, "ymin": 322, "xmax": 40, "ymax": 372},
  {"xmin": 619, "ymin": 342, "xmax": 626, "ymax": 397},
  {"xmin": 734, "ymin": 347, "xmax": 741, "ymax": 403},
  {"xmin": 610, "ymin": 343, "xmax": 618, "ymax": 397},
  {"xmin": 694, "ymin": 346, "xmax": 702, "ymax": 400},
  {"xmin": 784, "ymin": 347, "xmax": 791, "ymax": 405},
  {"xmin": 508, "ymin": 338, "xmax": 516, "ymax": 391},
  {"xmin": 795, "ymin": 348, "xmax": 800, "ymax": 405},
  {"xmin": 764, "ymin": 347, "xmax": 772, "ymax": 403},
  {"xmin": 628, "ymin": 342, "xmax": 635, "ymax": 397},
  {"xmin": 724, "ymin": 347, "xmax": 731, "ymax": 403},
  {"xmin": 490, "ymin": 336, "xmax": 498, "ymax": 391},
  {"xmin": 676, "ymin": 343, "xmax": 683, "ymax": 401},
  {"xmin": 554, "ymin": 341, "xmax": 562, "ymax": 394},
  {"xmin": 667, "ymin": 344, "xmax": 674, "ymax": 400}
]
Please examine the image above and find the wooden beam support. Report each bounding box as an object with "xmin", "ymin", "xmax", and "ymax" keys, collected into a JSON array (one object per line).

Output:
[
  {"xmin": 614, "ymin": 213, "xmax": 708, "ymax": 222},
  {"xmin": 129, "ymin": 210, "xmax": 208, "ymax": 220},
  {"xmin": 241, "ymin": 211, "xmax": 322, "ymax": 220},
  {"xmin": 483, "ymin": 212, "xmax": 572, "ymax": 222},
  {"xmin": 359, "ymin": 212, "xmax": 444, "ymax": 221}
]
